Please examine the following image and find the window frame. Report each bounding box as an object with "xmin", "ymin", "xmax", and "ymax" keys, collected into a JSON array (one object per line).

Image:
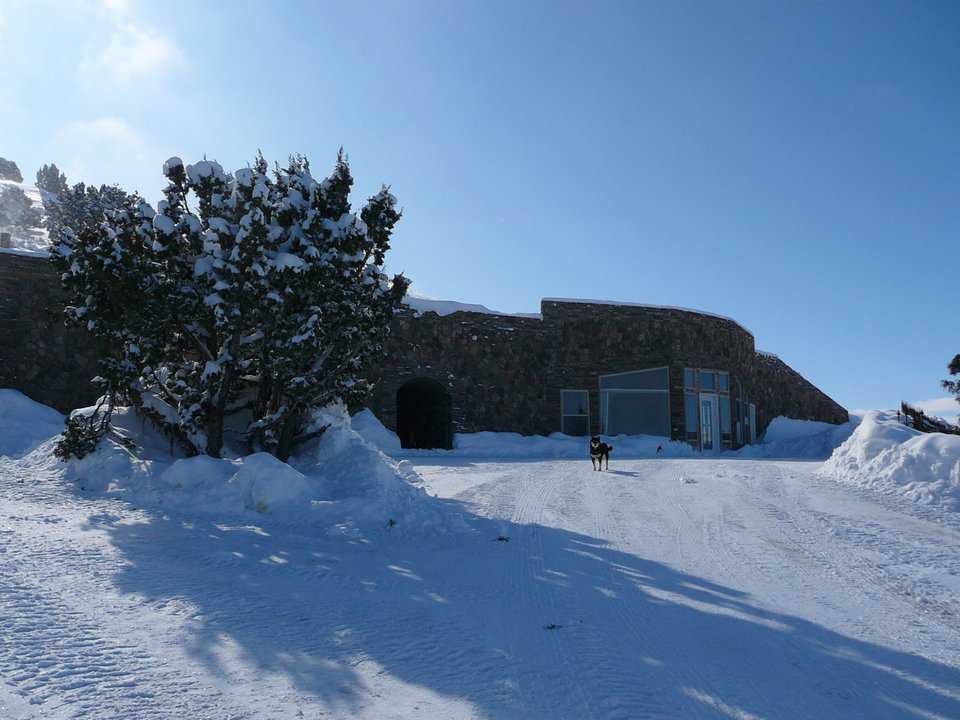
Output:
[
  {"xmin": 684, "ymin": 367, "xmax": 733, "ymax": 449},
  {"xmin": 560, "ymin": 389, "xmax": 590, "ymax": 436},
  {"xmin": 598, "ymin": 367, "xmax": 671, "ymax": 437}
]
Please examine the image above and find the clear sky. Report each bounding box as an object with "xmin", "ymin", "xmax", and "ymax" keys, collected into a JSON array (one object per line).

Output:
[{"xmin": 1, "ymin": 0, "xmax": 957, "ymax": 418}]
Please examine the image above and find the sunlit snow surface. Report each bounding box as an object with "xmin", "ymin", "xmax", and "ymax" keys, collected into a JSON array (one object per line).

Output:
[
  {"xmin": 0, "ymin": 180, "xmax": 48, "ymax": 255},
  {"xmin": 1, "ymin": 393, "xmax": 959, "ymax": 719}
]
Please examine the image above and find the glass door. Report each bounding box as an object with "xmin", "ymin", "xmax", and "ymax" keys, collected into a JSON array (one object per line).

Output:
[{"xmin": 700, "ymin": 393, "xmax": 719, "ymax": 451}]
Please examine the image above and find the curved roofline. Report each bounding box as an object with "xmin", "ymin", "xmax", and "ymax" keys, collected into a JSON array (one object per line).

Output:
[{"xmin": 541, "ymin": 298, "xmax": 754, "ymax": 338}]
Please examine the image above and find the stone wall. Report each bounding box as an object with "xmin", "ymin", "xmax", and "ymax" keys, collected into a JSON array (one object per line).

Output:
[
  {"xmin": 366, "ymin": 300, "xmax": 848, "ymax": 442},
  {"xmin": 367, "ymin": 309, "xmax": 553, "ymax": 435},
  {"xmin": 0, "ymin": 252, "xmax": 100, "ymax": 412},
  {"xmin": 539, "ymin": 300, "xmax": 759, "ymax": 439},
  {"xmin": 0, "ymin": 252, "xmax": 848, "ymax": 440}
]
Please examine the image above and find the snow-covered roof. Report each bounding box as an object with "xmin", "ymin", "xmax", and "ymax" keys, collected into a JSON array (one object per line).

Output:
[
  {"xmin": 404, "ymin": 292, "xmax": 539, "ymax": 319},
  {"xmin": 542, "ymin": 297, "xmax": 754, "ymax": 337},
  {"xmin": 405, "ymin": 293, "xmax": 755, "ymax": 336}
]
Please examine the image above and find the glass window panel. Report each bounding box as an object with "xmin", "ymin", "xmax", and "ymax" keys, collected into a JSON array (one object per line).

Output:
[
  {"xmin": 603, "ymin": 391, "xmax": 670, "ymax": 437},
  {"xmin": 599, "ymin": 368, "xmax": 668, "ymax": 391},
  {"xmin": 684, "ymin": 368, "xmax": 696, "ymax": 389},
  {"xmin": 700, "ymin": 371, "xmax": 716, "ymax": 390},
  {"xmin": 720, "ymin": 396, "xmax": 731, "ymax": 433},
  {"xmin": 562, "ymin": 415, "xmax": 589, "ymax": 436},
  {"xmin": 719, "ymin": 372, "xmax": 729, "ymax": 391},
  {"xmin": 685, "ymin": 393, "xmax": 698, "ymax": 433},
  {"xmin": 561, "ymin": 390, "xmax": 589, "ymax": 416}
]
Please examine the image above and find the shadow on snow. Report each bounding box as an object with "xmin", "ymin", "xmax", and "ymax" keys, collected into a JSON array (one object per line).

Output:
[{"xmin": 87, "ymin": 493, "xmax": 960, "ymax": 720}]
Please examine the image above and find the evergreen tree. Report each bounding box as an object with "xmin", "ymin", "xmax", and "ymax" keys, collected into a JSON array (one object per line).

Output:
[
  {"xmin": 36, "ymin": 163, "xmax": 69, "ymax": 199},
  {"xmin": 943, "ymin": 354, "xmax": 960, "ymax": 409},
  {"xmin": 50, "ymin": 151, "xmax": 409, "ymax": 461}
]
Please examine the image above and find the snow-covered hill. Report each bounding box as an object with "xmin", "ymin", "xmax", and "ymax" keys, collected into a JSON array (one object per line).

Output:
[{"xmin": 0, "ymin": 178, "xmax": 48, "ymax": 255}]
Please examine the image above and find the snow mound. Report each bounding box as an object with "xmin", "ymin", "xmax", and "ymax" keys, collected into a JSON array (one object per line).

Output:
[
  {"xmin": 159, "ymin": 453, "xmax": 313, "ymax": 515},
  {"xmin": 821, "ymin": 411, "xmax": 960, "ymax": 511},
  {"xmin": 735, "ymin": 415, "xmax": 860, "ymax": 460},
  {"xmin": 351, "ymin": 408, "xmax": 402, "ymax": 452},
  {"xmin": 52, "ymin": 401, "xmax": 461, "ymax": 537},
  {"xmin": 353, "ymin": 409, "xmax": 696, "ymax": 459},
  {"xmin": 295, "ymin": 404, "xmax": 463, "ymax": 537},
  {"xmin": 0, "ymin": 389, "xmax": 64, "ymax": 458}
]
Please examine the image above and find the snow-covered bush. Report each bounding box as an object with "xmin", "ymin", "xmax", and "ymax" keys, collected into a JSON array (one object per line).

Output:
[{"xmin": 49, "ymin": 151, "xmax": 409, "ymax": 461}]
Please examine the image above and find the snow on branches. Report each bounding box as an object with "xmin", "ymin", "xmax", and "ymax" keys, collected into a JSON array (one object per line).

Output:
[{"xmin": 49, "ymin": 151, "xmax": 409, "ymax": 460}]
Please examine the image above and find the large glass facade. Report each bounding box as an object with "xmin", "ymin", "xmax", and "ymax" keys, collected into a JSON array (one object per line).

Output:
[
  {"xmin": 684, "ymin": 368, "xmax": 734, "ymax": 449},
  {"xmin": 599, "ymin": 368, "xmax": 670, "ymax": 437}
]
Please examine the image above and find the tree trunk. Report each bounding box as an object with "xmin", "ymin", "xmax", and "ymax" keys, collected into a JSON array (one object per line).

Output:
[
  {"xmin": 274, "ymin": 409, "xmax": 301, "ymax": 463},
  {"xmin": 206, "ymin": 406, "xmax": 225, "ymax": 458}
]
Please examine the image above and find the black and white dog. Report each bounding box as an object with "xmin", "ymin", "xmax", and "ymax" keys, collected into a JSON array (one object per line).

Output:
[{"xmin": 589, "ymin": 436, "xmax": 613, "ymax": 471}]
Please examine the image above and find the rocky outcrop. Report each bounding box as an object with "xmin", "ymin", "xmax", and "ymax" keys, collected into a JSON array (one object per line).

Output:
[{"xmin": 0, "ymin": 158, "xmax": 23, "ymax": 183}]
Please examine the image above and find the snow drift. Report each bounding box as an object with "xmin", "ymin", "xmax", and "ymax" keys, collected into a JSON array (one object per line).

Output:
[
  {"xmin": 735, "ymin": 415, "xmax": 861, "ymax": 460},
  {"xmin": 822, "ymin": 410, "xmax": 960, "ymax": 511},
  {"xmin": 0, "ymin": 390, "xmax": 63, "ymax": 458},
  {"xmin": 352, "ymin": 408, "xmax": 697, "ymax": 459},
  {"xmin": 12, "ymin": 398, "xmax": 461, "ymax": 538}
]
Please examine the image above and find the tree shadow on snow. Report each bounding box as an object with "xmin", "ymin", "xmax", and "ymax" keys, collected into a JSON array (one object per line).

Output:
[{"xmin": 89, "ymin": 499, "xmax": 960, "ymax": 720}]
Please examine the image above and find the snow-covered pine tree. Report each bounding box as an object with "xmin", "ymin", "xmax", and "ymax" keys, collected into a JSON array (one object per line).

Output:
[
  {"xmin": 943, "ymin": 354, "xmax": 960, "ymax": 410},
  {"xmin": 246, "ymin": 152, "xmax": 409, "ymax": 460},
  {"xmin": 35, "ymin": 163, "xmax": 69, "ymax": 199},
  {"xmin": 48, "ymin": 182, "xmax": 159, "ymax": 458},
  {"xmin": 50, "ymin": 151, "xmax": 408, "ymax": 461}
]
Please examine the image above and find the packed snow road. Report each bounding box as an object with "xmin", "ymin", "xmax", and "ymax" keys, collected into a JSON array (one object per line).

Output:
[{"xmin": 2, "ymin": 453, "xmax": 959, "ymax": 719}]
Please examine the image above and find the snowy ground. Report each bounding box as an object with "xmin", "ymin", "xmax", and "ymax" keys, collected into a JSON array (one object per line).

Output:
[{"xmin": 3, "ymin": 439, "xmax": 960, "ymax": 718}]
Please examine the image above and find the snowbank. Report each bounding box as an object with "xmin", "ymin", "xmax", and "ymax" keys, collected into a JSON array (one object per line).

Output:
[
  {"xmin": 821, "ymin": 411, "xmax": 960, "ymax": 511},
  {"xmin": 403, "ymin": 290, "xmax": 539, "ymax": 319},
  {"xmin": 352, "ymin": 408, "xmax": 696, "ymax": 459},
  {"xmin": 0, "ymin": 389, "xmax": 63, "ymax": 458},
  {"xmin": 735, "ymin": 415, "xmax": 860, "ymax": 460},
  {"xmin": 293, "ymin": 405, "xmax": 462, "ymax": 536},
  {"xmin": 35, "ymin": 402, "xmax": 462, "ymax": 537}
]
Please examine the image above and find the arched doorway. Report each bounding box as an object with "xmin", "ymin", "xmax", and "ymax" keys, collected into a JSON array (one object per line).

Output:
[{"xmin": 396, "ymin": 378, "xmax": 453, "ymax": 449}]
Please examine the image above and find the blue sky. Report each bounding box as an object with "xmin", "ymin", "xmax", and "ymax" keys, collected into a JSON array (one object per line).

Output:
[{"xmin": 1, "ymin": 0, "xmax": 956, "ymax": 418}]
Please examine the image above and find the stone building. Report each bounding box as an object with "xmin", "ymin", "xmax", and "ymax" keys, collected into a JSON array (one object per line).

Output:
[
  {"xmin": 0, "ymin": 252, "xmax": 847, "ymax": 450},
  {"xmin": 367, "ymin": 298, "xmax": 848, "ymax": 450}
]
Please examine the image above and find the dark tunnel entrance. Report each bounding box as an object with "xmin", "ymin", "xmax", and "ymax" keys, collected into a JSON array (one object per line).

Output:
[{"xmin": 396, "ymin": 377, "xmax": 453, "ymax": 450}]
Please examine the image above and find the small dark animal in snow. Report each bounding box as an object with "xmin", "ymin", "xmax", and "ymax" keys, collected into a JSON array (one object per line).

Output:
[
  {"xmin": 386, "ymin": 518, "xmax": 396, "ymax": 529},
  {"xmin": 544, "ymin": 623, "xmax": 563, "ymax": 630},
  {"xmin": 495, "ymin": 535, "xmax": 510, "ymax": 542},
  {"xmin": 589, "ymin": 436, "xmax": 613, "ymax": 471},
  {"xmin": 656, "ymin": 445, "xmax": 663, "ymax": 455}
]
